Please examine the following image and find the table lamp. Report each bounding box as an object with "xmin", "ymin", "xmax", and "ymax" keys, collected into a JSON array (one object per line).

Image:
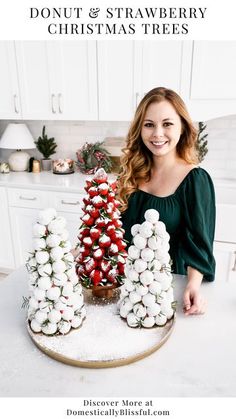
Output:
[{"xmin": 0, "ymin": 123, "xmax": 36, "ymax": 171}]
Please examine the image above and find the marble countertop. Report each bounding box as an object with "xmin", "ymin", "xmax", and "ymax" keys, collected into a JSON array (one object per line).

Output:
[
  {"xmin": 0, "ymin": 171, "xmax": 116, "ymax": 193},
  {"xmin": 1, "ymin": 267, "xmax": 236, "ymax": 397},
  {"xmin": 0, "ymin": 171, "xmax": 236, "ymax": 195}
]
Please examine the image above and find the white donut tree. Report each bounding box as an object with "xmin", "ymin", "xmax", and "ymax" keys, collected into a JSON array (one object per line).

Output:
[
  {"xmin": 25, "ymin": 208, "xmax": 86, "ymax": 335},
  {"xmin": 118, "ymin": 209, "xmax": 176, "ymax": 328}
]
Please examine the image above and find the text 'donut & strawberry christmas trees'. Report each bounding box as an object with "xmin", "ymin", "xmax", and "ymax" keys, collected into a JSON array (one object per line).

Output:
[
  {"xmin": 76, "ymin": 168, "xmax": 128, "ymax": 297},
  {"xmin": 26, "ymin": 208, "xmax": 86, "ymax": 336},
  {"xmin": 118, "ymin": 209, "xmax": 176, "ymax": 328}
]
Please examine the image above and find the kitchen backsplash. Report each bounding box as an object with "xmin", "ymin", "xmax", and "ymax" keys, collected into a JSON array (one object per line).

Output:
[{"xmin": 0, "ymin": 116, "xmax": 236, "ymax": 179}]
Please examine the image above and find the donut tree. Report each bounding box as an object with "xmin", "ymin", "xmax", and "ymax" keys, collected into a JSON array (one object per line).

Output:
[
  {"xmin": 118, "ymin": 209, "xmax": 176, "ymax": 328},
  {"xmin": 26, "ymin": 208, "xmax": 86, "ymax": 335},
  {"xmin": 76, "ymin": 168, "xmax": 127, "ymax": 289}
]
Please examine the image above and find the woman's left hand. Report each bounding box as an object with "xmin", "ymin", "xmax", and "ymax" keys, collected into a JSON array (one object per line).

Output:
[{"xmin": 183, "ymin": 283, "xmax": 207, "ymax": 315}]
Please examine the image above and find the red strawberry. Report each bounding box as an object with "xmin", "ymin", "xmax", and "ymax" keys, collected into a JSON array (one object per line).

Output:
[
  {"xmin": 83, "ymin": 237, "xmax": 93, "ymax": 247},
  {"xmin": 90, "ymin": 269, "xmax": 103, "ymax": 286},
  {"xmin": 92, "ymin": 195, "xmax": 104, "ymax": 208},
  {"xmin": 76, "ymin": 264, "xmax": 86, "ymax": 277},
  {"xmin": 98, "ymin": 183, "xmax": 109, "ymax": 196},
  {"xmin": 116, "ymin": 239, "xmax": 127, "ymax": 251},
  {"xmin": 93, "ymin": 168, "xmax": 108, "ymax": 184},
  {"xmin": 80, "ymin": 246, "xmax": 90, "ymax": 257},
  {"xmin": 118, "ymin": 262, "xmax": 125, "ymax": 275},
  {"xmin": 113, "ymin": 199, "xmax": 121, "ymax": 208},
  {"xmin": 113, "ymin": 219, "xmax": 122, "ymax": 228},
  {"xmin": 81, "ymin": 213, "xmax": 94, "ymax": 226},
  {"xmin": 93, "ymin": 248, "xmax": 105, "ymax": 260},
  {"xmin": 99, "ymin": 234, "xmax": 111, "ymax": 248},
  {"xmin": 90, "ymin": 227, "xmax": 101, "ymax": 240},
  {"xmin": 83, "ymin": 195, "xmax": 91, "ymax": 206},
  {"xmin": 106, "ymin": 206, "xmax": 113, "ymax": 216},
  {"xmin": 109, "ymin": 243, "xmax": 119, "ymax": 255},
  {"xmin": 109, "ymin": 180, "xmax": 117, "ymax": 191},
  {"xmin": 110, "ymin": 230, "xmax": 123, "ymax": 241},
  {"xmin": 100, "ymin": 260, "xmax": 111, "ymax": 274},
  {"xmin": 85, "ymin": 179, "xmax": 92, "ymax": 189},
  {"xmin": 95, "ymin": 217, "xmax": 107, "ymax": 228},
  {"xmin": 79, "ymin": 227, "xmax": 91, "ymax": 238},
  {"xmin": 88, "ymin": 186, "xmax": 99, "ymax": 198},
  {"xmin": 111, "ymin": 211, "xmax": 119, "ymax": 220},
  {"xmin": 118, "ymin": 255, "xmax": 126, "ymax": 264},
  {"xmin": 85, "ymin": 258, "xmax": 97, "ymax": 273},
  {"xmin": 107, "ymin": 225, "xmax": 116, "ymax": 236},
  {"xmin": 89, "ymin": 206, "xmax": 100, "ymax": 219},
  {"xmin": 107, "ymin": 192, "xmax": 115, "ymax": 202},
  {"xmin": 106, "ymin": 268, "xmax": 118, "ymax": 283}
]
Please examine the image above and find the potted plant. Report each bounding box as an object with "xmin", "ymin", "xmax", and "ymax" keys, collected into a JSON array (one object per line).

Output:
[{"xmin": 35, "ymin": 126, "xmax": 57, "ymax": 171}]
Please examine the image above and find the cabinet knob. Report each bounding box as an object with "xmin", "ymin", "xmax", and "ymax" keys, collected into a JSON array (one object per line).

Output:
[
  {"xmin": 51, "ymin": 94, "xmax": 56, "ymax": 114},
  {"xmin": 58, "ymin": 93, "xmax": 63, "ymax": 114},
  {"xmin": 61, "ymin": 200, "xmax": 80, "ymax": 205},
  {"xmin": 19, "ymin": 196, "xmax": 37, "ymax": 201},
  {"xmin": 13, "ymin": 94, "xmax": 19, "ymax": 114},
  {"xmin": 232, "ymin": 251, "xmax": 236, "ymax": 272}
]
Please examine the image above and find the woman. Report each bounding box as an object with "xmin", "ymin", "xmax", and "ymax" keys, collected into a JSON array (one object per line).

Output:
[{"xmin": 117, "ymin": 87, "xmax": 215, "ymax": 316}]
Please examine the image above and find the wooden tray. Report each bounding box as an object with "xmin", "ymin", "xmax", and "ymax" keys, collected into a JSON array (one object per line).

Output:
[{"xmin": 27, "ymin": 290, "xmax": 175, "ymax": 368}]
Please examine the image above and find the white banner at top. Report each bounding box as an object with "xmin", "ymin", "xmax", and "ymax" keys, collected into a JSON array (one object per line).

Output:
[{"xmin": 0, "ymin": 0, "xmax": 235, "ymax": 40}]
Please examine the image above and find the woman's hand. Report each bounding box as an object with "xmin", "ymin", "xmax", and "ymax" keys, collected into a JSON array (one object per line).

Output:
[{"xmin": 183, "ymin": 267, "xmax": 207, "ymax": 315}]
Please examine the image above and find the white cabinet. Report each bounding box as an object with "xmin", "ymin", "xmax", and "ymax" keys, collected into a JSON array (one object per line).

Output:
[
  {"xmin": 5, "ymin": 187, "xmax": 84, "ymax": 269},
  {"xmin": 97, "ymin": 41, "xmax": 135, "ymax": 121},
  {"xmin": 51, "ymin": 191, "xmax": 85, "ymax": 248},
  {"xmin": 97, "ymin": 40, "xmax": 183, "ymax": 121},
  {"xmin": 9, "ymin": 207, "xmax": 41, "ymax": 268},
  {"xmin": 47, "ymin": 41, "xmax": 98, "ymax": 120},
  {"xmin": 135, "ymin": 41, "xmax": 183, "ymax": 101},
  {"xmin": 15, "ymin": 41, "xmax": 98, "ymax": 120},
  {"xmin": 0, "ymin": 42, "xmax": 22, "ymax": 119},
  {"xmin": 8, "ymin": 187, "xmax": 49, "ymax": 268},
  {"xmin": 181, "ymin": 41, "xmax": 236, "ymax": 120},
  {"xmin": 0, "ymin": 187, "xmax": 15, "ymax": 271},
  {"xmin": 214, "ymin": 241, "xmax": 236, "ymax": 282},
  {"xmin": 15, "ymin": 42, "xmax": 52, "ymax": 120}
]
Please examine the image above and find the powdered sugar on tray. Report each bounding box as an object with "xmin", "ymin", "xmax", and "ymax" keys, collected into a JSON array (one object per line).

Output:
[{"xmin": 30, "ymin": 296, "xmax": 173, "ymax": 362}]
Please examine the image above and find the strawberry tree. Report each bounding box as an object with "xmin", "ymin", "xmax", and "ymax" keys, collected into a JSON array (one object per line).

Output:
[{"xmin": 76, "ymin": 168, "xmax": 127, "ymax": 289}]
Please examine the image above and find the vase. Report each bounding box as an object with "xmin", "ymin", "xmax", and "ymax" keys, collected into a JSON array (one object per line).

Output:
[{"xmin": 41, "ymin": 159, "xmax": 52, "ymax": 171}]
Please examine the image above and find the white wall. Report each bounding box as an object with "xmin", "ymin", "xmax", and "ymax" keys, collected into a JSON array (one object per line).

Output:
[{"xmin": 0, "ymin": 115, "xmax": 236, "ymax": 179}]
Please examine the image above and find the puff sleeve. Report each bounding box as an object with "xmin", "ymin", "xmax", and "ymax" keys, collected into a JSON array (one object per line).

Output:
[{"xmin": 179, "ymin": 168, "xmax": 216, "ymax": 281}]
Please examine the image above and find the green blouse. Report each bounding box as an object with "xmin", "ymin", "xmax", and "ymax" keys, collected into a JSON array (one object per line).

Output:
[{"xmin": 121, "ymin": 167, "xmax": 216, "ymax": 281}]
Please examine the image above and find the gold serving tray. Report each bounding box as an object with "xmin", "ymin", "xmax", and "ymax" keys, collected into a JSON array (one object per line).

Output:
[{"xmin": 27, "ymin": 291, "xmax": 175, "ymax": 369}]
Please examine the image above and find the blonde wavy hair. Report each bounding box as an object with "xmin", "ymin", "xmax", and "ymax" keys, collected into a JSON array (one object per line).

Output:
[{"xmin": 117, "ymin": 87, "xmax": 199, "ymax": 212}]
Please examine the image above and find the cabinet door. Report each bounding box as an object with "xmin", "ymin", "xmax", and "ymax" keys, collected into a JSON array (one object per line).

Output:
[
  {"xmin": 135, "ymin": 41, "xmax": 183, "ymax": 102},
  {"xmin": 97, "ymin": 41, "xmax": 135, "ymax": 121},
  {"xmin": 181, "ymin": 41, "xmax": 236, "ymax": 120},
  {"xmin": 47, "ymin": 41, "xmax": 98, "ymax": 120},
  {"xmin": 50, "ymin": 191, "xmax": 85, "ymax": 247},
  {"xmin": 9, "ymin": 207, "xmax": 39, "ymax": 268},
  {"xmin": 0, "ymin": 41, "xmax": 21, "ymax": 119},
  {"xmin": 214, "ymin": 241, "xmax": 236, "ymax": 282},
  {"xmin": 0, "ymin": 188, "xmax": 15, "ymax": 271},
  {"xmin": 15, "ymin": 41, "xmax": 53, "ymax": 119}
]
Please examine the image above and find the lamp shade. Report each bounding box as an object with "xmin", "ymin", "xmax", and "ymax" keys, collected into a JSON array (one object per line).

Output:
[{"xmin": 0, "ymin": 123, "xmax": 36, "ymax": 150}]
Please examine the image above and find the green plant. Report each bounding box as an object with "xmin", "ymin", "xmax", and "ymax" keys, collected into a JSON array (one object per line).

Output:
[
  {"xmin": 35, "ymin": 126, "xmax": 57, "ymax": 159},
  {"xmin": 196, "ymin": 121, "xmax": 208, "ymax": 163}
]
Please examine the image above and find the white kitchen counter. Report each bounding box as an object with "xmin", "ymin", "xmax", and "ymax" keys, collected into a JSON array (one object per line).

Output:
[
  {"xmin": 0, "ymin": 171, "xmax": 236, "ymax": 195},
  {"xmin": 0, "ymin": 171, "xmax": 116, "ymax": 194},
  {"xmin": 1, "ymin": 267, "xmax": 236, "ymax": 397}
]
